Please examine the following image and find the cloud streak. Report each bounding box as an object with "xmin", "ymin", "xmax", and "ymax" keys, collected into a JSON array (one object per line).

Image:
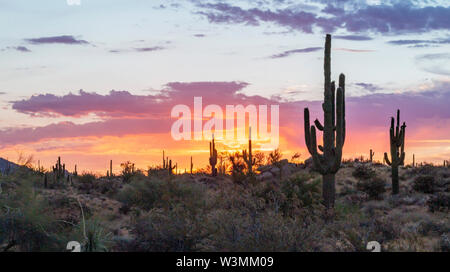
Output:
[
  {"xmin": 354, "ymin": 83, "xmax": 382, "ymax": 92},
  {"xmin": 25, "ymin": 35, "xmax": 89, "ymax": 45},
  {"xmin": 269, "ymin": 47, "xmax": 322, "ymax": 58}
]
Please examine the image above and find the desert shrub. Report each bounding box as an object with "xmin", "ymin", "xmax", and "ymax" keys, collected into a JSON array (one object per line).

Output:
[
  {"xmin": 352, "ymin": 164, "xmax": 376, "ymax": 180},
  {"xmin": 147, "ymin": 167, "xmax": 170, "ymax": 178},
  {"xmin": 116, "ymin": 176, "xmax": 206, "ymax": 212},
  {"xmin": 0, "ymin": 178, "xmax": 63, "ymax": 251},
  {"xmin": 427, "ymin": 192, "xmax": 450, "ymax": 213},
  {"xmin": 201, "ymin": 208, "xmax": 321, "ymax": 251},
  {"xmin": 357, "ymin": 177, "xmax": 386, "ymax": 199},
  {"xmin": 228, "ymin": 152, "xmax": 246, "ymax": 184},
  {"xmin": 412, "ymin": 164, "xmax": 436, "ymax": 175},
  {"xmin": 368, "ymin": 217, "xmax": 402, "ymax": 243},
  {"xmin": 418, "ymin": 218, "xmax": 449, "ymax": 236},
  {"xmin": 121, "ymin": 161, "xmax": 137, "ymax": 184},
  {"xmin": 93, "ymin": 179, "xmax": 121, "ymax": 196},
  {"xmin": 125, "ymin": 205, "xmax": 206, "ymax": 252},
  {"xmin": 116, "ymin": 177, "xmax": 164, "ymax": 211},
  {"xmin": 413, "ymin": 175, "xmax": 435, "ymax": 193},
  {"xmin": 439, "ymin": 234, "xmax": 450, "ymax": 252},
  {"xmin": 281, "ymin": 174, "xmax": 321, "ymax": 209},
  {"xmin": 75, "ymin": 174, "xmax": 121, "ymax": 196},
  {"xmin": 77, "ymin": 172, "xmax": 96, "ymax": 183}
]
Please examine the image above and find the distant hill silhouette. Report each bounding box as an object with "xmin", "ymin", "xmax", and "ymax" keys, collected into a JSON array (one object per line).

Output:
[{"xmin": 0, "ymin": 157, "xmax": 19, "ymax": 174}]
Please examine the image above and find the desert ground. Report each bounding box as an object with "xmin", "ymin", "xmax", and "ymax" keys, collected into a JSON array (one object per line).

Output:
[{"xmin": 0, "ymin": 155, "xmax": 448, "ymax": 252}]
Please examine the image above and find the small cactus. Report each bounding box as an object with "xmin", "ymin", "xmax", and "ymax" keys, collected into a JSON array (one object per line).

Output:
[
  {"xmin": 168, "ymin": 159, "xmax": 175, "ymax": 175},
  {"xmin": 384, "ymin": 109, "xmax": 406, "ymax": 195},
  {"xmin": 53, "ymin": 156, "xmax": 65, "ymax": 180},
  {"xmin": 369, "ymin": 149, "xmax": 375, "ymax": 162},
  {"xmin": 242, "ymin": 127, "xmax": 255, "ymax": 175},
  {"xmin": 190, "ymin": 156, "xmax": 193, "ymax": 174},
  {"xmin": 109, "ymin": 160, "xmax": 113, "ymax": 178},
  {"xmin": 209, "ymin": 134, "xmax": 218, "ymax": 177},
  {"xmin": 163, "ymin": 150, "xmax": 166, "ymax": 169}
]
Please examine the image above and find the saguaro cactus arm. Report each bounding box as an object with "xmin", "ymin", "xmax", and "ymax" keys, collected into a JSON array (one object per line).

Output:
[{"xmin": 384, "ymin": 152, "xmax": 392, "ymax": 166}]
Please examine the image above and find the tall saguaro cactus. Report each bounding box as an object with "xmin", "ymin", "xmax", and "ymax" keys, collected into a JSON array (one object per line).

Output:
[
  {"xmin": 304, "ymin": 34, "xmax": 346, "ymax": 209},
  {"xmin": 243, "ymin": 127, "xmax": 255, "ymax": 175},
  {"xmin": 384, "ymin": 109, "xmax": 406, "ymax": 195},
  {"xmin": 190, "ymin": 156, "xmax": 193, "ymax": 174},
  {"xmin": 209, "ymin": 134, "xmax": 218, "ymax": 177}
]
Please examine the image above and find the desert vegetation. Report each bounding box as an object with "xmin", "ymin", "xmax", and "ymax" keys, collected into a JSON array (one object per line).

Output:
[
  {"xmin": 0, "ymin": 153, "xmax": 448, "ymax": 252},
  {"xmin": 0, "ymin": 34, "xmax": 448, "ymax": 252}
]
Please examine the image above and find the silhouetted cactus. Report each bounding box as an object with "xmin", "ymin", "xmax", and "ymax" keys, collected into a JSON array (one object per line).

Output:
[
  {"xmin": 384, "ymin": 109, "xmax": 406, "ymax": 195},
  {"xmin": 190, "ymin": 156, "xmax": 193, "ymax": 174},
  {"xmin": 74, "ymin": 164, "xmax": 78, "ymax": 176},
  {"xmin": 110, "ymin": 160, "xmax": 113, "ymax": 178},
  {"xmin": 163, "ymin": 150, "xmax": 166, "ymax": 169},
  {"xmin": 413, "ymin": 154, "xmax": 415, "ymax": 168},
  {"xmin": 369, "ymin": 149, "xmax": 375, "ymax": 162},
  {"xmin": 53, "ymin": 156, "xmax": 65, "ymax": 180},
  {"xmin": 168, "ymin": 159, "xmax": 175, "ymax": 175},
  {"xmin": 209, "ymin": 135, "xmax": 218, "ymax": 177},
  {"xmin": 304, "ymin": 34, "xmax": 346, "ymax": 209},
  {"xmin": 243, "ymin": 127, "xmax": 255, "ymax": 175}
]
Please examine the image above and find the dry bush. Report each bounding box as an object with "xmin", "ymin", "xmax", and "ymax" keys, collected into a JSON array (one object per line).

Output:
[
  {"xmin": 352, "ymin": 164, "xmax": 376, "ymax": 180},
  {"xmin": 357, "ymin": 177, "xmax": 386, "ymax": 199},
  {"xmin": 413, "ymin": 175, "xmax": 435, "ymax": 194}
]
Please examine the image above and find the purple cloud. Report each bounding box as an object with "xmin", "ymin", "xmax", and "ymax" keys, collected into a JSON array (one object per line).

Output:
[
  {"xmin": 3, "ymin": 46, "xmax": 32, "ymax": 52},
  {"xmin": 11, "ymin": 82, "xmax": 251, "ymax": 118},
  {"xmin": 334, "ymin": 35, "xmax": 373, "ymax": 41},
  {"xmin": 14, "ymin": 46, "xmax": 31, "ymax": 52},
  {"xmin": 195, "ymin": 2, "xmax": 450, "ymax": 34},
  {"xmin": 354, "ymin": 83, "xmax": 382, "ymax": 92},
  {"xmin": 110, "ymin": 46, "xmax": 166, "ymax": 54},
  {"xmin": 134, "ymin": 46, "xmax": 166, "ymax": 52},
  {"xmin": 269, "ymin": 47, "xmax": 322, "ymax": 58},
  {"xmin": 388, "ymin": 37, "xmax": 450, "ymax": 46},
  {"xmin": 25, "ymin": 35, "xmax": 89, "ymax": 45}
]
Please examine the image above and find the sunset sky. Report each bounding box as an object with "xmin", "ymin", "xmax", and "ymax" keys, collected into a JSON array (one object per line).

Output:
[{"xmin": 0, "ymin": 0, "xmax": 449, "ymax": 173}]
